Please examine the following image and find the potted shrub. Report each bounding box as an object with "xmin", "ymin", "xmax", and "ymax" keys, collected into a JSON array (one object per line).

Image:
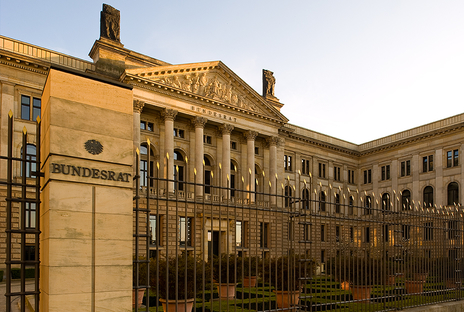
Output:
[
  {"xmin": 347, "ymin": 257, "xmax": 383, "ymax": 302},
  {"xmin": 327, "ymin": 256, "xmax": 351, "ymax": 290},
  {"xmin": 133, "ymin": 257, "xmax": 148, "ymax": 309},
  {"xmin": 213, "ymin": 254, "xmax": 241, "ymax": 298},
  {"xmin": 239, "ymin": 256, "xmax": 260, "ymax": 287},
  {"xmin": 263, "ymin": 254, "xmax": 316, "ymax": 309},
  {"xmin": 152, "ymin": 254, "xmax": 208, "ymax": 312},
  {"xmin": 404, "ymin": 257, "xmax": 429, "ymax": 294}
]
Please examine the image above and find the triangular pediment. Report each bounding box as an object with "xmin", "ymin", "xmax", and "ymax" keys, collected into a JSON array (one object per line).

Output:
[{"xmin": 125, "ymin": 61, "xmax": 288, "ymax": 124}]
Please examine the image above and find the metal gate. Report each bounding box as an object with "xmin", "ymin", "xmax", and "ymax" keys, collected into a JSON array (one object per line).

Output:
[{"xmin": 1, "ymin": 111, "xmax": 41, "ymax": 312}]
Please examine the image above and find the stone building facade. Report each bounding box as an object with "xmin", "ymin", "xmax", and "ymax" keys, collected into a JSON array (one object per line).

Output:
[{"xmin": 0, "ymin": 5, "xmax": 463, "ymax": 270}]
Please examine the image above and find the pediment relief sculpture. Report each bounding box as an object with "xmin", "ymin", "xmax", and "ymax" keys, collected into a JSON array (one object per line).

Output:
[{"xmin": 154, "ymin": 72, "xmax": 260, "ymax": 113}]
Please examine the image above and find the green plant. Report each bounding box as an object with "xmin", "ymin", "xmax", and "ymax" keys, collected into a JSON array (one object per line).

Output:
[
  {"xmin": 327, "ymin": 256, "xmax": 384, "ymax": 286},
  {"xmin": 10, "ymin": 268, "xmax": 35, "ymax": 279},
  {"xmin": 213, "ymin": 254, "xmax": 241, "ymax": 283},
  {"xmin": 133, "ymin": 257, "xmax": 148, "ymax": 287},
  {"xmin": 152, "ymin": 254, "xmax": 209, "ymax": 300},
  {"xmin": 239, "ymin": 256, "xmax": 260, "ymax": 277},
  {"xmin": 263, "ymin": 254, "xmax": 316, "ymax": 291}
]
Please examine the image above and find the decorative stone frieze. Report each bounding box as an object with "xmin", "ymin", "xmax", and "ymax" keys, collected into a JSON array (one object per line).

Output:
[{"xmin": 133, "ymin": 100, "xmax": 145, "ymax": 113}]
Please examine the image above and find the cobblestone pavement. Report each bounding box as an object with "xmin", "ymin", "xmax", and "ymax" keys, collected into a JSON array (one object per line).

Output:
[{"xmin": 0, "ymin": 279, "xmax": 35, "ymax": 312}]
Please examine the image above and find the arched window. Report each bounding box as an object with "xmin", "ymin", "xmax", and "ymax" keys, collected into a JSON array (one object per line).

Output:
[
  {"xmin": 302, "ymin": 189, "xmax": 310, "ymax": 209},
  {"xmin": 319, "ymin": 191, "xmax": 326, "ymax": 212},
  {"xmin": 448, "ymin": 182, "xmax": 459, "ymax": 206},
  {"xmin": 382, "ymin": 193, "xmax": 390, "ymax": 212},
  {"xmin": 140, "ymin": 144, "xmax": 154, "ymax": 188},
  {"xmin": 285, "ymin": 185, "xmax": 292, "ymax": 208},
  {"xmin": 204, "ymin": 155, "xmax": 212, "ymax": 194},
  {"xmin": 335, "ymin": 193, "xmax": 340, "ymax": 213},
  {"xmin": 423, "ymin": 186, "xmax": 434, "ymax": 207},
  {"xmin": 349, "ymin": 196, "xmax": 354, "ymax": 215},
  {"xmin": 21, "ymin": 144, "xmax": 36, "ymax": 178},
  {"xmin": 364, "ymin": 196, "xmax": 371, "ymax": 215},
  {"xmin": 174, "ymin": 150, "xmax": 185, "ymax": 191},
  {"xmin": 401, "ymin": 190, "xmax": 411, "ymax": 210}
]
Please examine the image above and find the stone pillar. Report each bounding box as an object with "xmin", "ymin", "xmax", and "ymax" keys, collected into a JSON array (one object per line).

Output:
[
  {"xmin": 40, "ymin": 68, "xmax": 133, "ymax": 311},
  {"xmin": 162, "ymin": 109, "xmax": 177, "ymax": 193},
  {"xmin": 133, "ymin": 100, "xmax": 144, "ymax": 176},
  {"xmin": 194, "ymin": 117, "xmax": 207, "ymax": 196},
  {"xmin": 220, "ymin": 124, "xmax": 234, "ymax": 199},
  {"xmin": 267, "ymin": 136, "xmax": 279, "ymax": 205},
  {"xmin": 245, "ymin": 131, "xmax": 258, "ymax": 202}
]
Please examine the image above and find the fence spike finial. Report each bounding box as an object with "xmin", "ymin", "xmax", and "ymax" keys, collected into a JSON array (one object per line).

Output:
[
  {"xmin": 22, "ymin": 126, "xmax": 27, "ymax": 134},
  {"xmin": 36, "ymin": 116, "xmax": 41, "ymax": 124},
  {"xmin": 136, "ymin": 148, "xmax": 140, "ymax": 155}
]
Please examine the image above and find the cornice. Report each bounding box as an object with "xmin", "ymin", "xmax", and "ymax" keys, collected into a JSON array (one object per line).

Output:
[
  {"xmin": 0, "ymin": 53, "xmax": 49, "ymax": 75},
  {"xmin": 359, "ymin": 123, "xmax": 464, "ymax": 156},
  {"xmin": 124, "ymin": 74, "xmax": 287, "ymax": 126}
]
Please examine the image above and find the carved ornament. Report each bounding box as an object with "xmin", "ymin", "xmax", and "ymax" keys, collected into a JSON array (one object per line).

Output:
[
  {"xmin": 133, "ymin": 100, "xmax": 145, "ymax": 113},
  {"xmin": 100, "ymin": 4, "xmax": 120, "ymax": 42},
  {"xmin": 220, "ymin": 124, "xmax": 234, "ymax": 135},
  {"xmin": 193, "ymin": 117, "xmax": 208, "ymax": 129},
  {"xmin": 244, "ymin": 131, "xmax": 258, "ymax": 141},
  {"xmin": 162, "ymin": 109, "xmax": 178, "ymax": 121},
  {"xmin": 266, "ymin": 136, "xmax": 282, "ymax": 147}
]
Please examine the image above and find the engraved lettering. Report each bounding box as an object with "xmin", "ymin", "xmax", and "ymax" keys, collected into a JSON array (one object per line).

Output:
[
  {"xmin": 52, "ymin": 163, "xmax": 61, "ymax": 173},
  {"xmin": 123, "ymin": 173, "xmax": 131, "ymax": 182},
  {"xmin": 92, "ymin": 169, "xmax": 100, "ymax": 179},
  {"xmin": 61, "ymin": 164, "xmax": 70, "ymax": 175},
  {"xmin": 83, "ymin": 168, "xmax": 92, "ymax": 177},
  {"xmin": 116, "ymin": 172, "xmax": 124, "ymax": 181},
  {"xmin": 101, "ymin": 170, "xmax": 108, "ymax": 180},
  {"xmin": 71, "ymin": 166, "xmax": 81, "ymax": 176},
  {"xmin": 108, "ymin": 171, "xmax": 116, "ymax": 181}
]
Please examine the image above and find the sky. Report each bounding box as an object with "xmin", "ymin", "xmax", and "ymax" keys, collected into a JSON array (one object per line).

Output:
[{"xmin": 1, "ymin": 0, "xmax": 463, "ymax": 144}]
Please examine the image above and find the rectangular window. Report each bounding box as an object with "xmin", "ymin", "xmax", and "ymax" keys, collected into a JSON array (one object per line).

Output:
[
  {"xmin": 321, "ymin": 224, "xmax": 325, "ymax": 242},
  {"xmin": 140, "ymin": 121, "xmax": 146, "ymax": 130},
  {"xmin": 203, "ymin": 135, "xmax": 212, "ymax": 144},
  {"xmin": 32, "ymin": 98, "xmax": 41, "ymax": 121},
  {"xmin": 348, "ymin": 169, "xmax": 354, "ymax": 184},
  {"xmin": 448, "ymin": 221, "xmax": 458, "ymax": 240},
  {"xmin": 284, "ymin": 155, "xmax": 292, "ymax": 171},
  {"xmin": 402, "ymin": 225, "xmax": 411, "ymax": 240},
  {"xmin": 21, "ymin": 95, "xmax": 41, "ymax": 121},
  {"xmin": 334, "ymin": 166, "xmax": 341, "ymax": 181},
  {"xmin": 424, "ymin": 222, "xmax": 433, "ymax": 241},
  {"xmin": 383, "ymin": 225, "xmax": 389, "ymax": 242},
  {"xmin": 260, "ymin": 222, "xmax": 269, "ymax": 248},
  {"xmin": 335, "ymin": 225, "xmax": 340, "ymax": 242},
  {"xmin": 288, "ymin": 221, "xmax": 294, "ymax": 241},
  {"xmin": 447, "ymin": 150, "xmax": 459, "ymax": 167},
  {"xmin": 350, "ymin": 227, "xmax": 354, "ymax": 242},
  {"xmin": 381, "ymin": 165, "xmax": 390, "ymax": 181},
  {"xmin": 303, "ymin": 224, "xmax": 311, "ymax": 241},
  {"xmin": 364, "ymin": 227, "xmax": 370, "ymax": 243},
  {"xmin": 174, "ymin": 128, "xmax": 184, "ymax": 138},
  {"xmin": 401, "ymin": 160, "xmax": 411, "ymax": 177},
  {"xmin": 302, "ymin": 159, "xmax": 310, "ymax": 175},
  {"xmin": 255, "ymin": 147, "xmax": 259, "ymax": 155},
  {"xmin": 321, "ymin": 250, "xmax": 325, "ymax": 263},
  {"xmin": 231, "ymin": 141, "xmax": 237, "ymax": 150},
  {"xmin": 147, "ymin": 122, "xmax": 154, "ymax": 131},
  {"xmin": 423, "ymin": 155, "xmax": 434, "ymax": 172},
  {"xmin": 149, "ymin": 215, "xmax": 157, "ymax": 245},
  {"xmin": 236, "ymin": 221, "xmax": 242, "ymax": 247},
  {"xmin": 179, "ymin": 217, "xmax": 193, "ymax": 247},
  {"xmin": 363, "ymin": 169, "xmax": 371, "ymax": 184},
  {"xmin": 318, "ymin": 163, "xmax": 326, "ymax": 178},
  {"xmin": 25, "ymin": 202, "xmax": 36, "ymax": 229}
]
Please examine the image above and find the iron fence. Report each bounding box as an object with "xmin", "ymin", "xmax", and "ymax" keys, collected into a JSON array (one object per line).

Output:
[
  {"xmin": 0, "ymin": 112, "xmax": 41, "ymax": 312},
  {"xmin": 133, "ymin": 148, "xmax": 464, "ymax": 311}
]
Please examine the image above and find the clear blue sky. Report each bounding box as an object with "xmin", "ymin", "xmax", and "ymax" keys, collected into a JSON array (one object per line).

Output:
[{"xmin": 1, "ymin": 0, "xmax": 463, "ymax": 144}]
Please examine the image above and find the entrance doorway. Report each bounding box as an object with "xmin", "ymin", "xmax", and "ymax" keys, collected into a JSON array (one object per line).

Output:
[{"xmin": 208, "ymin": 230, "xmax": 220, "ymax": 257}]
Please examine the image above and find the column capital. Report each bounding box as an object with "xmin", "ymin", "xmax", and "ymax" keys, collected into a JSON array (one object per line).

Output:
[
  {"xmin": 162, "ymin": 108, "xmax": 178, "ymax": 121},
  {"xmin": 193, "ymin": 116, "xmax": 208, "ymax": 129},
  {"xmin": 244, "ymin": 130, "xmax": 258, "ymax": 141},
  {"xmin": 220, "ymin": 124, "xmax": 234, "ymax": 135},
  {"xmin": 133, "ymin": 100, "xmax": 145, "ymax": 113},
  {"xmin": 266, "ymin": 136, "xmax": 282, "ymax": 147}
]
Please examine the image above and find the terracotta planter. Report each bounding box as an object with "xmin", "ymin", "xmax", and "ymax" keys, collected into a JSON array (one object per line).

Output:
[
  {"xmin": 216, "ymin": 283, "xmax": 237, "ymax": 299},
  {"xmin": 243, "ymin": 276, "xmax": 257, "ymax": 287},
  {"xmin": 159, "ymin": 298, "xmax": 195, "ymax": 312},
  {"xmin": 405, "ymin": 280, "xmax": 425, "ymax": 294},
  {"xmin": 386, "ymin": 275, "xmax": 396, "ymax": 285},
  {"xmin": 340, "ymin": 281, "xmax": 350, "ymax": 290},
  {"xmin": 274, "ymin": 290, "xmax": 300, "ymax": 309},
  {"xmin": 132, "ymin": 289, "xmax": 146, "ymax": 309},
  {"xmin": 351, "ymin": 285, "xmax": 371, "ymax": 302},
  {"xmin": 414, "ymin": 272, "xmax": 428, "ymax": 282}
]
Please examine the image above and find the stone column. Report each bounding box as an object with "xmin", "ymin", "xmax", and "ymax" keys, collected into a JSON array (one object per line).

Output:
[
  {"xmin": 220, "ymin": 124, "xmax": 234, "ymax": 199},
  {"xmin": 162, "ymin": 109, "xmax": 177, "ymax": 193},
  {"xmin": 133, "ymin": 100, "xmax": 144, "ymax": 176},
  {"xmin": 267, "ymin": 136, "xmax": 279, "ymax": 205},
  {"xmin": 194, "ymin": 117, "xmax": 207, "ymax": 196},
  {"xmin": 245, "ymin": 131, "xmax": 258, "ymax": 202}
]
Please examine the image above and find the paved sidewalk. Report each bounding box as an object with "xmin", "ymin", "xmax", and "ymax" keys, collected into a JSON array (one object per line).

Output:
[{"xmin": 0, "ymin": 279, "xmax": 36, "ymax": 312}]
